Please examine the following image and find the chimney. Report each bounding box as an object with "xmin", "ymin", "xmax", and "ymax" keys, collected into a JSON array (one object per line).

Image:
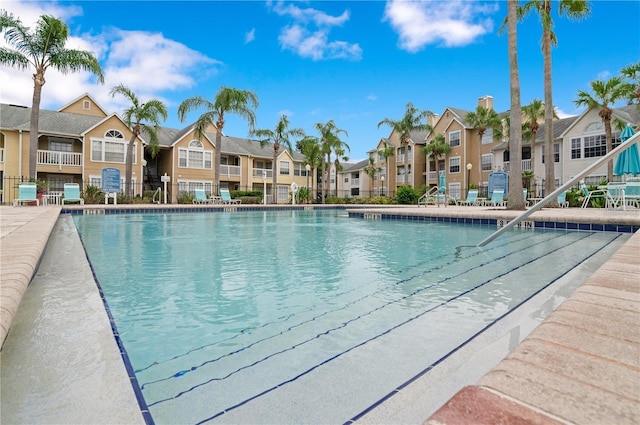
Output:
[
  {"xmin": 428, "ymin": 114, "xmax": 439, "ymax": 127},
  {"xmin": 478, "ymin": 95, "xmax": 494, "ymax": 110}
]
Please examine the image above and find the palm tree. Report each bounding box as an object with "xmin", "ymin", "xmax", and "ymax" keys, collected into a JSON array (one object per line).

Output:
[
  {"xmin": 333, "ymin": 146, "xmax": 349, "ymax": 197},
  {"xmin": 507, "ymin": 0, "xmax": 526, "ymax": 210},
  {"xmin": 110, "ymin": 85, "xmax": 167, "ymax": 200},
  {"xmin": 313, "ymin": 120, "xmax": 348, "ymax": 203},
  {"xmin": 574, "ymin": 76, "xmax": 629, "ymax": 181},
  {"xmin": 521, "ymin": 99, "xmax": 545, "ymax": 179},
  {"xmin": 363, "ymin": 156, "xmax": 379, "ymax": 197},
  {"xmin": 520, "ymin": 0, "xmax": 591, "ymax": 196},
  {"xmin": 297, "ymin": 136, "xmax": 323, "ymax": 201},
  {"xmin": 378, "ymin": 102, "xmax": 434, "ymax": 179},
  {"xmin": 378, "ymin": 140, "xmax": 395, "ymax": 196},
  {"xmin": 253, "ymin": 115, "xmax": 305, "ymax": 203},
  {"xmin": 620, "ymin": 61, "xmax": 640, "ymax": 107},
  {"xmin": 178, "ymin": 87, "xmax": 258, "ymax": 194},
  {"xmin": 0, "ymin": 12, "xmax": 104, "ymax": 178},
  {"xmin": 420, "ymin": 134, "xmax": 450, "ymax": 183},
  {"xmin": 464, "ymin": 105, "xmax": 501, "ymax": 184}
]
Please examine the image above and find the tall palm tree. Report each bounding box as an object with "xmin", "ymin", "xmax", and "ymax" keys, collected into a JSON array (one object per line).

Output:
[
  {"xmin": 178, "ymin": 87, "xmax": 258, "ymax": 194},
  {"xmin": 574, "ymin": 76, "xmax": 629, "ymax": 181},
  {"xmin": 507, "ymin": 0, "xmax": 526, "ymax": 210},
  {"xmin": 520, "ymin": 0, "xmax": 590, "ymax": 196},
  {"xmin": 378, "ymin": 102, "xmax": 434, "ymax": 179},
  {"xmin": 363, "ymin": 156, "xmax": 379, "ymax": 197},
  {"xmin": 110, "ymin": 85, "xmax": 167, "ymax": 200},
  {"xmin": 313, "ymin": 120, "xmax": 348, "ymax": 203},
  {"xmin": 0, "ymin": 12, "xmax": 104, "ymax": 178},
  {"xmin": 464, "ymin": 105, "xmax": 501, "ymax": 184},
  {"xmin": 378, "ymin": 140, "xmax": 395, "ymax": 196},
  {"xmin": 420, "ymin": 134, "xmax": 450, "ymax": 182},
  {"xmin": 253, "ymin": 115, "xmax": 305, "ymax": 203},
  {"xmin": 333, "ymin": 146, "xmax": 349, "ymax": 197},
  {"xmin": 521, "ymin": 99, "xmax": 545, "ymax": 179},
  {"xmin": 297, "ymin": 136, "xmax": 323, "ymax": 201}
]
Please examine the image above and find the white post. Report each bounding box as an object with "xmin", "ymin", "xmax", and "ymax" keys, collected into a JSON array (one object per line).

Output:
[
  {"xmin": 161, "ymin": 173, "xmax": 170, "ymax": 204},
  {"xmin": 263, "ymin": 170, "xmax": 267, "ymax": 205}
]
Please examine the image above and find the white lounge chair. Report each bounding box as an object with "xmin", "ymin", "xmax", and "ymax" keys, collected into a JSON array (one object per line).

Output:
[
  {"xmin": 193, "ymin": 188, "xmax": 214, "ymax": 204},
  {"xmin": 456, "ymin": 189, "xmax": 479, "ymax": 206},
  {"xmin": 220, "ymin": 188, "xmax": 241, "ymax": 204}
]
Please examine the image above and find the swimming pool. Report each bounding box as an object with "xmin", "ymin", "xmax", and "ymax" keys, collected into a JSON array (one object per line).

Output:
[{"xmin": 73, "ymin": 210, "xmax": 629, "ymax": 424}]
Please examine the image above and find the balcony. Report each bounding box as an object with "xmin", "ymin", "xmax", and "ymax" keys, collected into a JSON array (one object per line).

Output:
[
  {"xmin": 37, "ymin": 150, "xmax": 82, "ymax": 170},
  {"xmin": 428, "ymin": 171, "xmax": 438, "ymax": 181},
  {"xmin": 351, "ymin": 178, "xmax": 360, "ymax": 186},
  {"xmin": 220, "ymin": 165, "xmax": 241, "ymax": 177},
  {"xmin": 253, "ymin": 168, "xmax": 273, "ymax": 178}
]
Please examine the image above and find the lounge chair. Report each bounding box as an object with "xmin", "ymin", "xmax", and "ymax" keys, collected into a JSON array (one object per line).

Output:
[
  {"xmin": 488, "ymin": 189, "xmax": 506, "ymax": 207},
  {"xmin": 12, "ymin": 182, "xmax": 39, "ymax": 206},
  {"xmin": 523, "ymin": 189, "xmax": 530, "ymax": 207},
  {"xmin": 193, "ymin": 188, "xmax": 214, "ymax": 204},
  {"xmin": 62, "ymin": 183, "xmax": 84, "ymax": 205},
  {"xmin": 579, "ymin": 180, "xmax": 608, "ymax": 208},
  {"xmin": 220, "ymin": 188, "xmax": 241, "ymax": 205},
  {"xmin": 623, "ymin": 179, "xmax": 640, "ymax": 208},
  {"xmin": 557, "ymin": 191, "xmax": 569, "ymax": 208},
  {"xmin": 456, "ymin": 189, "xmax": 478, "ymax": 206}
]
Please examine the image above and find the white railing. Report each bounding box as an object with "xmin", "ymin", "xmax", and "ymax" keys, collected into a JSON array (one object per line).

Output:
[
  {"xmin": 37, "ymin": 150, "xmax": 82, "ymax": 170},
  {"xmin": 220, "ymin": 165, "xmax": 241, "ymax": 176},
  {"xmin": 351, "ymin": 178, "xmax": 360, "ymax": 186},
  {"xmin": 253, "ymin": 168, "xmax": 273, "ymax": 178},
  {"xmin": 503, "ymin": 159, "xmax": 532, "ymax": 172},
  {"xmin": 0, "ymin": 148, "xmax": 4, "ymax": 162},
  {"xmin": 397, "ymin": 154, "xmax": 405, "ymax": 163},
  {"xmin": 397, "ymin": 175, "xmax": 405, "ymax": 184},
  {"xmin": 428, "ymin": 171, "xmax": 437, "ymax": 180}
]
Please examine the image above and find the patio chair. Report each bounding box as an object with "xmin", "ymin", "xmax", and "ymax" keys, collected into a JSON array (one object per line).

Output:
[
  {"xmin": 579, "ymin": 180, "xmax": 608, "ymax": 208},
  {"xmin": 456, "ymin": 189, "xmax": 478, "ymax": 206},
  {"xmin": 624, "ymin": 179, "xmax": 640, "ymax": 208},
  {"xmin": 557, "ymin": 191, "xmax": 569, "ymax": 208},
  {"xmin": 523, "ymin": 189, "xmax": 530, "ymax": 207},
  {"xmin": 488, "ymin": 189, "xmax": 506, "ymax": 207},
  {"xmin": 220, "ymin": 188, "xmax": 241, "ymax": 205},
  {"xmin": 12, "ymin": 182, "xmax": 39, "ymax": 206},
  {"xmin": 62, "ymin": 183, "xmax": 84, "ymax": 205},
  {"xmin": 193, "ymin": 188, "xmax": 214, "ymax": 204}
]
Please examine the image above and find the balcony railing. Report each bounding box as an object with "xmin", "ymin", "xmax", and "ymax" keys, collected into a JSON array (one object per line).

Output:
[
  {"xmin": 428, "ymin": 171, "xmax": 438, "ymax": 180},
  {"xmin": 37, "ymin": 150, "xmax": 82, "ymax": 169},
  {"xmin": 351, "ymin": 178, "xmax": 360, "ymax": 186},
  {"xmin": 503, "ymin": 159, "xmax": 532, "ymax": 172},
  {"xmin": 220, "ymin": 165, "xmax": 241, "ymax": 177},
  {"xmin": 253, "ymin": 168, "xmax": 273, "ymax": 178}
]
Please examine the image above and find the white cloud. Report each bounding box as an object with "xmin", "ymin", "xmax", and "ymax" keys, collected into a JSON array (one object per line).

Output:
[
  {"xmin": 596, "ymin": 70, "xmax": 611, "ymax": 81},
  {"xmin": 367, "ymin": 94, "xmax": 377, "ymax": 101},
  {"xmin": 0, "ymin": 1, "xmax": 221, "ymax": 113},
  {"xmin": 383, "ymin": 0, "xmax": 498, "ymax": 52},
  {"xmin": 270, "ymin": 1, "xmax": 361, "ymax": 61},
  {"xmin": 245, "ymin": 28, "xmax": 256, "ymax": 44}
]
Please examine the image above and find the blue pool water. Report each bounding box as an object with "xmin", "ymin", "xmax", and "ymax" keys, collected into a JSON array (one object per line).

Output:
[{"xmin": 73, "ymin": 210, "xmax": 628, "ymax": 424}]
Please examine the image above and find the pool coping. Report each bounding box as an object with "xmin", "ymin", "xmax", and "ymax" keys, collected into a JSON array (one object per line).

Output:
[{"xmin": 1, "ymin": 204, "xmax": 639, "ymax": 424}]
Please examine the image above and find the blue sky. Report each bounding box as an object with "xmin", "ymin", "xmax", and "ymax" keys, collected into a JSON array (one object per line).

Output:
[{"xmin": 1, "ymin": 1, "xmax": 638, "ymax": 161}]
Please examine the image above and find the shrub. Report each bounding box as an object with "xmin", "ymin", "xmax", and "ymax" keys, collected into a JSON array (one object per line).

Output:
[
  {"xmin": 82, "ymin": 185, "xmax": 103, "ymax": 204},
  {"xmin": 396, "ymin": 186, "xmax": 420, "ymax": 204},
  {"xmin": 177, "ymin": 191, "xmax": 194, "ymax": 204}
]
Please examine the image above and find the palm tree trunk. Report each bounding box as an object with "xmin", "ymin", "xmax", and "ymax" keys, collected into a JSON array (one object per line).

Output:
[
  {"xmin": 530, "ymin": 130, "xmax": 536, "ymax": 193},
  {"xmin": 29, "ymin": 77, "xmax": 45, "ymax": 178},
  {"xmin": 321, "ymin": 159, "xmax": 326, "ymax": 204},
  {"xmin": 125, "ymin": 135, "xmax": 135, "ymax": 200},
  {"xmin": 215, "ymin": 131, "xmax": 222, "ymax": 195},
  {"xmin": 542, "ymin": 11, "xmax": 556, "ymax": 204},
  {"xmin": 272, "ymin": 142, "xmax": 279, "ymax": 204},
  {"xmin": 605, "ymin": 120, "xmax": 613, "ymax": 181}
]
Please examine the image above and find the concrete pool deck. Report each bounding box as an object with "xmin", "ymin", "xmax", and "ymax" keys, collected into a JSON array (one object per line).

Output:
[{"xmin": 0, "ymin": 204, "xmax": 638, "ymax": 424}]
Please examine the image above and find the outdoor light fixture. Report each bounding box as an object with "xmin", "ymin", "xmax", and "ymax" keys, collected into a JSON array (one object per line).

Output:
[
  {"xmin": 381, "ymin": 175, "xmax": 385, "ymax": 196},
  {"xmin": 305, "ymin": 164, "xmax": 311, "ymax": 203},
  {"xmin": 466, "ymin": 163, "xmax": 473, "ymax": 195}
]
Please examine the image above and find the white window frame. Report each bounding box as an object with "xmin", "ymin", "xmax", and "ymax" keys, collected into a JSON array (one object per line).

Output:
[
  {"xmin": 481, "ymin": 128, "xmax": 493, "ymax": 144},
  {"xmin": 279, "ymin": 160, "xmax": 290, "ymax": 175},
  {"xmin": 178, "ymin": 140, "xmax": 212, "ymax": 169},
  {"xmin": 449, "ymin": 156, "xmax": 461, "ymax": 173},
  {"xmin": 277, "ymin": 185, "xmax": 289, "ymax": 202},
  {"xmin": 90, "ymin": 130, "xmax": 136, "ymax": 164},
  {"xmin": 177, "ymin": 179, "xmax": 213, "ymax": 195},
  {"xmin": 481, "ymin": 154, "xmax": 493, "ymax": 171},
  {"xmin": 89, "ymin": 175, "xmax": 137, "ymax": 195},
  {"xmin": 448, "ymin": 183, "xmax": 461, "ymax": 200},
  {"xmin": 449, "ymin": 131, "xmax": 461, "ymax": 148}
]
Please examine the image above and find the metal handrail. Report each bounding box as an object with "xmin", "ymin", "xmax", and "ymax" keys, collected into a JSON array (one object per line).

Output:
[
  {"xmin": 152, "ymin": 187, "xmax": 162, "ymax": 204},
  {"xmin": 478, "ymin": 131, "xmax": 640, "ymax": 247}
]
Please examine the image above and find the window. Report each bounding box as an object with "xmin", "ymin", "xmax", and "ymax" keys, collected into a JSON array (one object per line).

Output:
[
  {"xmin": 105, "ymin": 130, "xmax": 124, "ymax": 139},
  {"xmin": 481, "ymin": 154, "xmax": 493, "ymax": 171},
  {"xmin": 91, "ymin": 130, "xmax": 134, "ymax": 164},
  {"xmin": 279, "ymin": 160, "xmax": 290, "ymax": 175},
  {"xmin": 449, "ymin": 183, "xmax": 461, "ymax": 200},
  {"xmin": 178, "ymin": 140, "xmax": 212, "ymax": 169},
  {"xmin": 571, "ymin": 138, "xmax": 581, "ymax": 159},
  {"xmin": 89, "ymin": 175, "xmax": 137, "ymax": 194},
  {"xmin": 612, "ymin": 132, "xmax": 622, "ymax": 150},
  {"xmin": 449, "ymin": 131, "xmax": 460, "ymax": 147},
  {"xmin": 50, "ymin": 140, "xmax": 73, "ymax": 152},
  {"xmin": 482, "ymin": 128, "xmax": 493, "ymax": 144},
  {"xmin": 584, "ymin": 135, "xmax": 606, "ymax": 158},
  {"xmin": 83, "ymin": 100, "xmax": 90, "ymax": 110},
  {"xmin": 178, "ymin": 180, "xmax": 213, "ymax": 194},
  {"xmin": 277, "ymin": 185, "xmax": 289, "ymax": 202},
  {"xmin": 541, "ymin": 144, "xmax": 560, "ymax": 163},
  {"xmin": 449, "ymin": 157, "xmax": 461, "ymax": 173}
]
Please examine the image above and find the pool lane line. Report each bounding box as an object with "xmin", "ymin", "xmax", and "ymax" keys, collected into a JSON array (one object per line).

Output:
[
  {"xmin": 71, "ymin": 217, "xmax": 156, "ymax": 425},
  {"xmin": 139, "ymin": 232, "xmax": 549, "ymax": 387},
  {"xmin": 188, "ymin": 231, "xmax": 617, "ymax": 424},
  {"xmin": 146, "ymin": 231, "xmax": 593, "ymax": 409},
  {"xmin": 345, "ymin": 231, "xmax": 626, "ymax": 424}
]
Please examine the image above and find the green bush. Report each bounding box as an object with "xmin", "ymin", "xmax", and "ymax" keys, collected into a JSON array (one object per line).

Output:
[
  {"xmin": 177, "ymin": 191, "xmax": 194, "ymax": 204},
  {"xmin": 396, "ymin": 186, "xmax": 420, "ymax": 204},
  {"xmin": 82, "ymin": 185, "xmax": 103, "ymax": 204}
]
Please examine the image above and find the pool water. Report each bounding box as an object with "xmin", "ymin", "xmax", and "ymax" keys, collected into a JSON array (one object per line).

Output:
[{"xmin": 73, "ymin": 210, "xmax": 628, "ymax": 424}]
